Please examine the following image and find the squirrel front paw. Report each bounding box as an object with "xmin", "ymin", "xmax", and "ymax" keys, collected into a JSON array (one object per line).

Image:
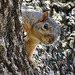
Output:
[{"xmin": 29, "ymin": 58, "xmax": 38, "ymax": 70}]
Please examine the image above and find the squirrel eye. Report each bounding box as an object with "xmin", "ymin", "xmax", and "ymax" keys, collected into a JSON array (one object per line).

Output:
[{"xmin": 44, "ymin": 24, "xmax": 48, "ymax": 29}]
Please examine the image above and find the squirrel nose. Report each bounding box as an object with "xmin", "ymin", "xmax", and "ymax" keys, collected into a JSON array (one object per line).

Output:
[{"xmin": 48, "ymin": 34, "xmax": 55, "ymax": 44}]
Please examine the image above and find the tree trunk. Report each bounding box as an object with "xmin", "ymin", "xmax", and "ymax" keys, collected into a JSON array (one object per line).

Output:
[
  {"xmin": 0, "ymin": 0, "xmax": 36, "ymax": 75},
  {"xmin": 0, "ymin": 0, "xmax": 75, "ymax": 75}
]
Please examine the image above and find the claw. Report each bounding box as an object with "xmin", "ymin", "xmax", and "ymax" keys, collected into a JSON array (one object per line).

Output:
[
  {"xmin": 31, "ymin": 65, "xmax": 34, "ymax": 68},
  {"xmin": 29, "ymin": 60, "xmax": 38, "ymax": 69},
  {"xmin": 34, "ymin": 68, "xmax": 38, "ymax": 71}
]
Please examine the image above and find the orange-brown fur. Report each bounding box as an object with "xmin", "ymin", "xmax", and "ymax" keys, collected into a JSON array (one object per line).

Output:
[{"xmin": 21, "ymin": 5, "xmax": 60, "ymax": 69}]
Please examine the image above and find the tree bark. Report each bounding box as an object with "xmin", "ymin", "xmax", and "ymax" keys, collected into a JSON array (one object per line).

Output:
[
  {"xmin": 0, "ymin": 0, "xmax": 35, "ymax": 75},
  {"xmin": 0, "ymin": 0, "xmax": 75, "ymax": 75}
]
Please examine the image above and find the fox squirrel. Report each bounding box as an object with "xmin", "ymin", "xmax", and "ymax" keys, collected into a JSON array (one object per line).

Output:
[{"xmin": 21, "ymin": 5, "xmax": 60, "ymax": 69}]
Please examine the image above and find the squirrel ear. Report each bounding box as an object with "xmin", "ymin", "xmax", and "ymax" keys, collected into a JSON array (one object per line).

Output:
[{"xmin": 40, "ymin": 12, "xmax": 48, "ymax": 22}]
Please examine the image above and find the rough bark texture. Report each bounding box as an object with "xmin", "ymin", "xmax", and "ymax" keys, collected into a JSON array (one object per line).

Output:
[
  {"xmin": 0, "ymin": 0, "xmax": 36, "ymax": 75},
  {"xmin": 0, "ymin": 0, "xmax": 75, "ymax": 75}
]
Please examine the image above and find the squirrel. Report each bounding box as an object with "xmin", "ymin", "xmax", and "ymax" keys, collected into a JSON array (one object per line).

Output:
[{"xmin": 21, "ymin": 5, "xmax": 60, "ymax": 69}]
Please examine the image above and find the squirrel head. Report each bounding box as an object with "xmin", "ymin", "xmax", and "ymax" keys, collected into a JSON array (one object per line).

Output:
[{"xmin": 32, "ymin": 12, "xmax": 60, "ymax": 45}]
